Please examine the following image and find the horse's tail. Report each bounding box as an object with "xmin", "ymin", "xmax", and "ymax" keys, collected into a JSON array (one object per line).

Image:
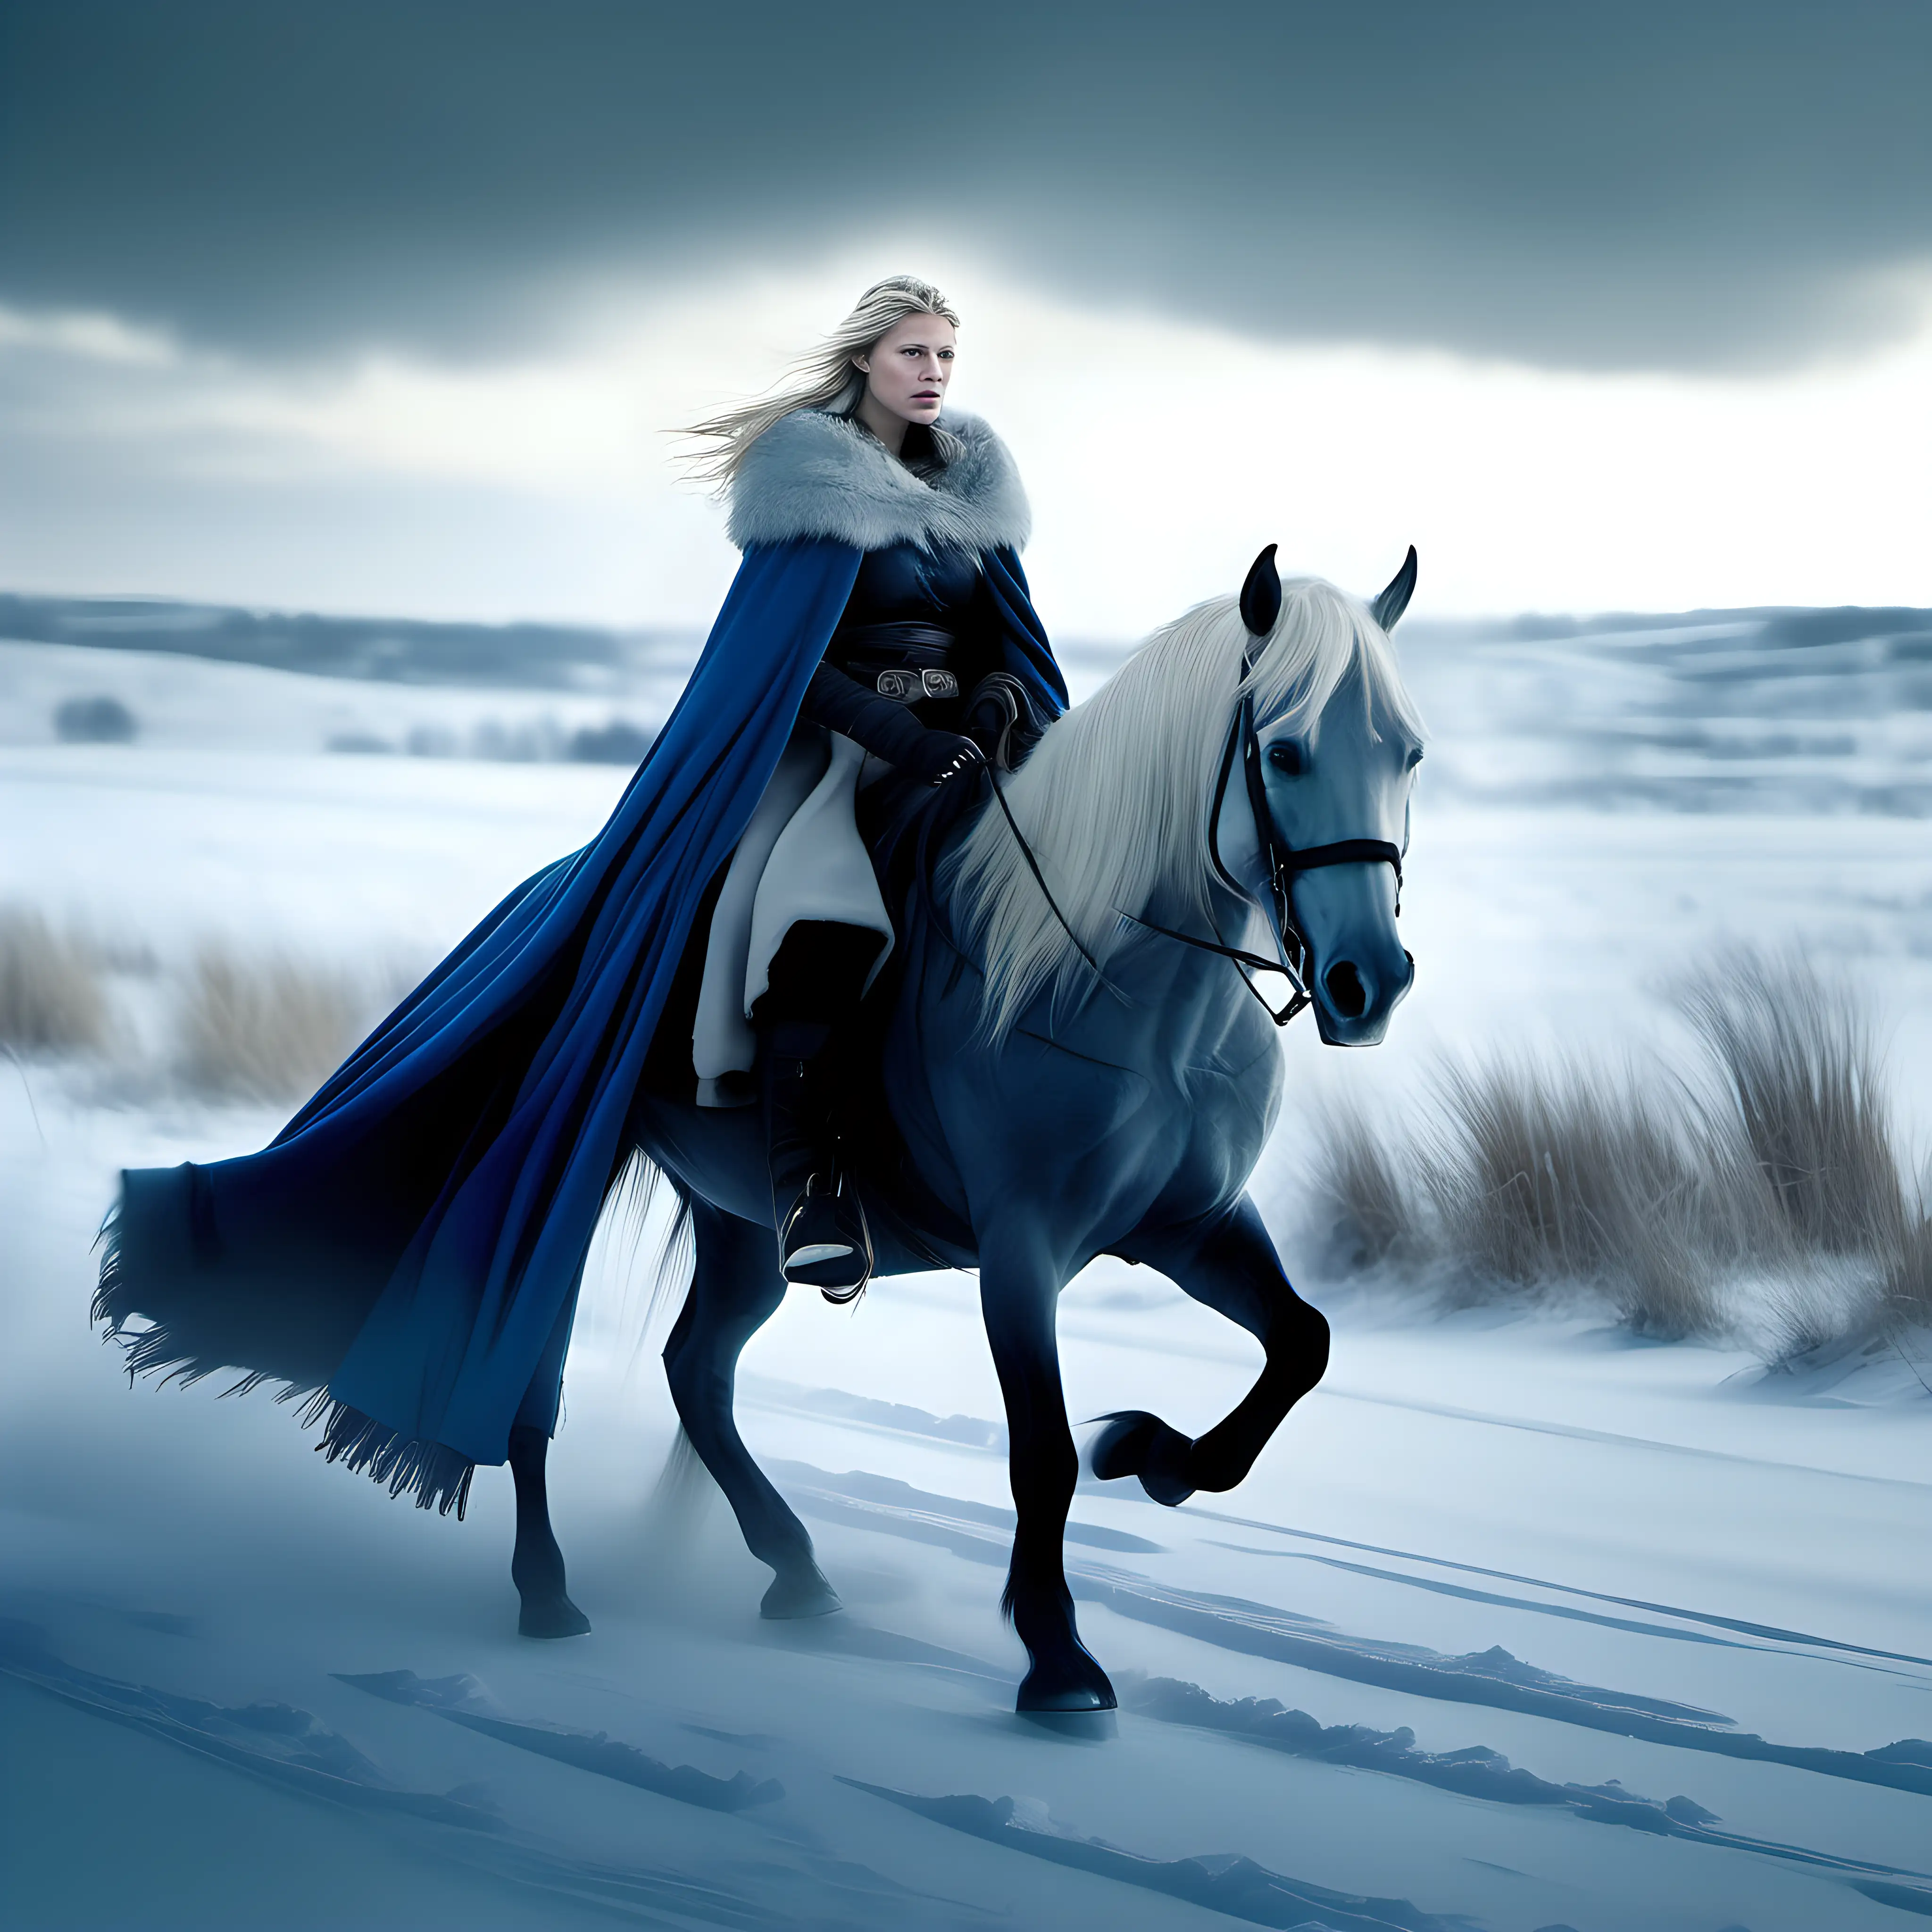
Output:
[
  {"xmin": 644, "ymin": 1422, "xmax": 714, "ymax": 1531},
  {"xmin": 598, "ymin": 1147, "xmax": 696, "ymax": 1374},
  {"xmin": 647, "ymin": 1174, "xmax": 697, "ymax": 1343}
]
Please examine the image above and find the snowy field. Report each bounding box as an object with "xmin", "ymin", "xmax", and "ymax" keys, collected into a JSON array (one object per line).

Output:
[{"xmin": 4, "ymin": 629, "xmax": 1932, "ymax": 1932}]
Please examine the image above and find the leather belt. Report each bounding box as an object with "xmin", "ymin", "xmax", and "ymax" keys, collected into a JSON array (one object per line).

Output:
[
  {"xmin": 832, "ymin": 619, "xmax": 961, "ymax": 704},
  {"xmin": 874, "ymin": 667, "xmax": 960, "ymax": 702}
]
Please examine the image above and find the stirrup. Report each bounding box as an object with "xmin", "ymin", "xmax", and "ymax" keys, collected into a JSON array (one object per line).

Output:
[
  {"xmin": 778, "ymin": 1177, "xmax": 874, "ymax": 1302},
  {"xmin": 819, "ymin": 1184, "xmax": 874, "ymax": 1306}
]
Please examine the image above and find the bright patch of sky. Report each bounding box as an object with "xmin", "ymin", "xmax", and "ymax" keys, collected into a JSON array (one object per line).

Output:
[{"xmin": 4, "ymin": 247, "xmax": 1929, "ymax": 636}]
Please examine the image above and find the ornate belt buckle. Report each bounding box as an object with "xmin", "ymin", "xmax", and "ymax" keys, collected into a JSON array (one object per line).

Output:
[
  {"xmin": 875, "ymin": 669, "xmax": 919, "ymax": 701},
  {"xmin": 920, "ymin": 669, "xmax": 960, "ymax": 700}
]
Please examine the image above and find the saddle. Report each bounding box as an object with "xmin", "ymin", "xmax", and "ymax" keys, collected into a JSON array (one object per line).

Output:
[
  {"xmin": 636, "ymin": 673, "xmax": 1048, "ymax": 1261},
  {"xmin": 827, "ymin": 670, "xmax": 1051, "ymax": 1262}
]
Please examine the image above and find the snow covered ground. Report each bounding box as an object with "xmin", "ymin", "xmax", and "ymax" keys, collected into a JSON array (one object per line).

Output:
[{"xmin": 3, "ymin": 633, "xmax": 1931, "ymax": 1931}]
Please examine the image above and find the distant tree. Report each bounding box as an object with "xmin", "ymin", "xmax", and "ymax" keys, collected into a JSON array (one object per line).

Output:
[
  {"xmin": 568, "ymin": 719, "xmax": 654, "ymax": 766},
  {"xmin": 54, "ymin": 695, "xmax": 138, "ymax": 743}
]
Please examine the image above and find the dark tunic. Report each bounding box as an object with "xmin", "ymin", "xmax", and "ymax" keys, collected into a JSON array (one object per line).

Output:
[{"xmin": 798, "ymin": 539, "xmax": 995, "ymax": 762}]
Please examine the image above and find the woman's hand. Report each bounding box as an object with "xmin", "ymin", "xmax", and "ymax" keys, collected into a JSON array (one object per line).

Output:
[{"xmin": 902, "ymin": 730, "xmax": 987, "ymax": 787}]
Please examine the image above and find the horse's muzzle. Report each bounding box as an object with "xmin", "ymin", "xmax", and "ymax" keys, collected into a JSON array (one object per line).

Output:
[{"xmin": 1312, "ymin": 946, "xmax": 1415, "ymax": 1047}]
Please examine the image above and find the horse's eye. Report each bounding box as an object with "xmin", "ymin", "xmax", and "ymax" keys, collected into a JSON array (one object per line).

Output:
[
  {"xmin": 1405, "ymin": 747, "xmax": 1424, "ymax": 770},
  {"xmin": 1266, "ymin": 741, "xmax": 1305, "ymax": 776}
]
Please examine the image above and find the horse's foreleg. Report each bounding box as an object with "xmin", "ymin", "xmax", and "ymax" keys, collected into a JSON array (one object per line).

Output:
[
  {"xmin": 1102, "ymin": 1193, "xmax": 1329, "ymax": 1504},
  {"xmin": 979, "ymin": 1224, "xmax": 1116, "ymax": 1713},
  {"xmin": 510, "ymin": 1424, "xmax": 591, "ymax": 1637},
  {"xmin": 663, "ymin": 1199, "xmax": 841, "ymax": 1620}
]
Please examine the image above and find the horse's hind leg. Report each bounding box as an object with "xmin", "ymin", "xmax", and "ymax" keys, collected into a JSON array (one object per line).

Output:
[
  {"xmin": 510, "ymin": 1425, "xmax": 592, "ymax": 1637},
  {"xmin": 663, "ymin": 1199, "xmax": 841, "ymax": 1620},
  {"xmin": 1099, "ymin": 1193, "xmax": 1330, "ymax": 1505}
]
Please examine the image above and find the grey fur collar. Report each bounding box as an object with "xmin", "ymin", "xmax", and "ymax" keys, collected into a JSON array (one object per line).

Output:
[{"xmin": 727, "ymin": 408, "xmax": 1031, "ymax": 553}]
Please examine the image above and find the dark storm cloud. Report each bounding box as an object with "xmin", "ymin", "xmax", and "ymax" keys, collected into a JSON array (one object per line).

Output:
[{"xmin": 3, "ymin": 0, "xmax": 1929, "ymax": 371}]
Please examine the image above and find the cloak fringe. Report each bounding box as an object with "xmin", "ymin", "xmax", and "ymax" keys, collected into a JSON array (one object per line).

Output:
[
  {"xmin": 92, "ymin": 1206, "xmax": 477, "ymax": 1519},
  {"xmin": 298, "ymin": 1391, "xmax": 476, "ymax": 1519}
]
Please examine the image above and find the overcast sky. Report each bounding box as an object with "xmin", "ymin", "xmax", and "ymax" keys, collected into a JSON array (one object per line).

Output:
[{"xmin": 2, "ymin": 2, "xmax": 1929, "ymax": 630}]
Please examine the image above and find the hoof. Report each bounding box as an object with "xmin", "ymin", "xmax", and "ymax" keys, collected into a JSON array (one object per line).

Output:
[
  {"xmin": 1016, "ymin": 1651, "xmax": 1118, "ymax": 1715},
  {"xmin": 518, "ymin": 1592, "xmax": 591, "ymax": 1640},
  {"xmin": 760, "ymin": 1567, "xmax": 843, "ymax": 1620},
  {"xmin": 1088, "ymin": 1410, "xmax": 1196, "ymax": 1507}
]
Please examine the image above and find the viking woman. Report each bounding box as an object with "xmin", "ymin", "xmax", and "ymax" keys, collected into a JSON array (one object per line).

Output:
[
  {"xmin": 96, "ymin": 275, "xmax": 1066, "ymax": 1518},
  {"xmin": 682, "ymin": 278, "xmax": 1061, "ymax": 1296}
]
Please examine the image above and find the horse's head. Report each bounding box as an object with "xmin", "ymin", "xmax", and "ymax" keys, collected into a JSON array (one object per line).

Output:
[
  {"xmin": 1215, "ymin": 546, "xmax": 1425, "ymax": 1048},
  {"xmin": 942, "ymin": 546, "xmax": 1427, "ymax": 1049}
]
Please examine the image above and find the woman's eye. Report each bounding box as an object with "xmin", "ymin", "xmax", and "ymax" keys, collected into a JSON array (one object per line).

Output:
[{"xmin": 1267, "ymin": 742, "xmax": 1304, "ymax": 775}]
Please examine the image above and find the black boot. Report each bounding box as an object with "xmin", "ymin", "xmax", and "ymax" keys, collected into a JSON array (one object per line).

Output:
[{"xmin": 760, "ymin": 1020, "xmax": 872, "ymax": 1301}]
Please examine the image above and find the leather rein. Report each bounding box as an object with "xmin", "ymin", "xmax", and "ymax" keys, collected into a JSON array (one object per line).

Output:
[{"xmin": 988, "ymin": 637, "xmax": 1404, "ymax": 1029}]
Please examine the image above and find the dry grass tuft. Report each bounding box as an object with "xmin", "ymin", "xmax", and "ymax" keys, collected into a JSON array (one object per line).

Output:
[
  {"xmin": 1419, "ymin": 1054, "xmax": 1737, "ymax": 1336},
  {"xmin": 173, "ymin": 945, "xmax": 368, "ymax": 1102},
  {"xmin": 0, "ymin": 905, "xmax": 109, "ymax": 1053},
  {"xmin": 1312, "ymin": 1102, "xmax": 1423, "ymax": 1273},
  {"xmin": 1677, "ymin": 948, "xmax": 1905, "ymax": 1258},
  {"xmin": 1885, "ymin": 1183, "xmax": 1932, "ymax": 1332},
  {"xmin": 1753, "ymin": 1259, "xmax": 1886, "ymax": 1364},
  {"xmin": 1309, "ymin": 947, "xmax": 1923, "ymax": 1354}
]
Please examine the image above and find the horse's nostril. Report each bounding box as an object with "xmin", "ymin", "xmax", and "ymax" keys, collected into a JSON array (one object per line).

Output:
[{"xmin": 1324, "ymin": 960, "xmax": 1368, "ymax": 1019}]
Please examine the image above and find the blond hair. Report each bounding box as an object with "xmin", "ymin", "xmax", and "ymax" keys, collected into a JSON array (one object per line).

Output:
[{"xmin": 682, "ymin": 275, "xmax": 962, "ymax": 488}]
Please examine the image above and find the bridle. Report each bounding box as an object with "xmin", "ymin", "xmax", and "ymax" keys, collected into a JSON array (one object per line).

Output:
[
  {"xmin": 1124, "ymin": 640, "xmax": 1403, "ymax": 1027},
  {"xmin": 984, "ymin": 541, "xmax": 1415, "ymax": 1030}
]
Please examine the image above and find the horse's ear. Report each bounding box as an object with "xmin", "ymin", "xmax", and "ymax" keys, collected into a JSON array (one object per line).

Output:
[
  {"xmin": 1240, "ymin": 544, "xmax": 1282, "ymax": 637},
  {"xmin": 1371, "ymin": 546, "xmax": 1418, "ymax": 633}
]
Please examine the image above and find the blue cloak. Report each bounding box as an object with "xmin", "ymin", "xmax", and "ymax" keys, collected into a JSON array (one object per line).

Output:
[{"xmin": 97, "ymin": 538, "xmax": 1065, "ymax": 1513}]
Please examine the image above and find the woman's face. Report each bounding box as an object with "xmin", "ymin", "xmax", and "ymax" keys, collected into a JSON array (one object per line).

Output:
[{"xmin": 854, "ymin": 313, "xmax": 956, "ymax": 426}]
